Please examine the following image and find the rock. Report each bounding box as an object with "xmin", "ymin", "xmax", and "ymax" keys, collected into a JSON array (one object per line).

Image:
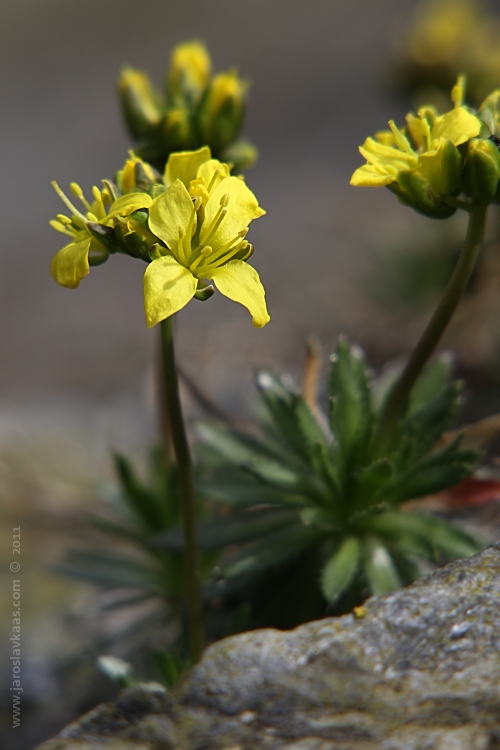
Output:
[{"xmin": 37, "ymin": 543, "xmax": 500, "ymax": 749}]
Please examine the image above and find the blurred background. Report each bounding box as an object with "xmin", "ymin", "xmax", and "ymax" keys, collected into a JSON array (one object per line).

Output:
[{"xmin": 4, "ymin": 0, "xmax": 500, "ymax": 747}]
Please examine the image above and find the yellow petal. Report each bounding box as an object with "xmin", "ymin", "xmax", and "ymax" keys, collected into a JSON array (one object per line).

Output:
[
  {"xmin": 196, "ymin": 158, "xmax": 231, "ymax": 188},
  {"xmin": 350, "ymin": 165, "xmax": 394, "ymax": 187},
  {"xmin": 201, "ymin": 176, "xmax": 264, "ymax": 253},
  {"xmin": 431, "ymin": 107, "xmax": 481, "ymax": 146},
  {"xmin": 106, "ymin": 192, "xmax": 153, "ymax": 219},
  {"xmin": 143, "ymin": 256, "xmax": 197, "ymax": 328},
  {"xmin": 148, "ymin": 180, "xmax": 193, "ymax": 251},
  {"xmin": 205, "ymin": 260, "xmax": 270, "ymax": 328},
  {"xmin": 51, "ymin": 237, "xmax": 91, "ymax": 289},
  {"xmin": 164, "ymin": 146, "xmax": 211, "ymax": 188}
]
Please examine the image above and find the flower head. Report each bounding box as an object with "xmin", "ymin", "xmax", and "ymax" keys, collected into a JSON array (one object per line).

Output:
[
  {"xmin": 145, "ymin": 146, "xmax": 268, "ymax": 328},
  {"xmin": 351, "ymin": 81, "xmax": 484, "ymax": 216},
  {"xmin": 50, "ymin": 148, "xmax": 269, "ymax": 329},
  {"xmin": 50, "ymin": 166, "xmax": 154, "ymax": 289}
]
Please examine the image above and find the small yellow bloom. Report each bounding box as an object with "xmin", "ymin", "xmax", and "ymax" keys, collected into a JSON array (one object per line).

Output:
[{"xmin": 145, "ymin": 147, "xmax": 269, "ymax": 328}]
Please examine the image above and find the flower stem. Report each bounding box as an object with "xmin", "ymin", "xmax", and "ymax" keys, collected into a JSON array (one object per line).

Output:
[
  {"xmin": 160, "ymin": 315, "xmax": 204, "ymax": 663},
  {"xmin": 373, "ymin": 201, "xmax": 488, "ymax": 458}
]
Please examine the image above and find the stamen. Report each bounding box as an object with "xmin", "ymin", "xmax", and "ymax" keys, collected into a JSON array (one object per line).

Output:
[
  {"xmin": 207, "ymin": 169, "xmax": 220, "ymax": 193},
  {"xmin": 201, "ymin": 207, "xmax": 227, "ymax": 247},
  {"xmin": 49, "ymin": 219, "xmax": 74, "ymax": 237},
  {"xmin": 91, "ymin": 186, "xmax": 106, "ymax": 220},
  {"xmin": 177, "ymin": 225, "xmax": 187, "ymax": 264},
  {"xmin": 52, "ymin": 181, "xmax": 85, "ymax": 218},
  {"xmin": 197, "ymin": 239, "xmax": 250, "ymax": 274},
  {"xmin": 220, "ymin": 193, "xmax": 230, "ymax": 207},
  {"xmin": 201, "ymin": 245, "xmax": 213, "ymax": 257},
  {"xmin": 388, "ymin": 121, "xmax": 415, "ymax": 156},
  {"xmin": 420, "ymin": 118, "xmax": 432, "ymax": 151},
  {"xmin": 70, "ymin": 182, "xmax": 93, "ymax": 212},
  {"xmin": 86, "ymin": 212, "xmax": 98, "ymax": 223},
  {"xmin": 57, "ymin": 214, "xmax": 72, "ymax": 225}
]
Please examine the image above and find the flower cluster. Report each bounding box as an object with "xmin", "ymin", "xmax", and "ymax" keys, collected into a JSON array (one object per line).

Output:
[
  {"xmin": 395, "ymin": 0, "xmax": 500, "ymax": 106},
  {"xmin": 118, "ymin": 41, "xmax": 256, "ymax": 173},
  {"xmin": 351, "ymin": 79, "xmax": 500, "ymax": 216},
  {"xmin": 50, "ymin": 148, "xmax": 269, "ymax": 328}
]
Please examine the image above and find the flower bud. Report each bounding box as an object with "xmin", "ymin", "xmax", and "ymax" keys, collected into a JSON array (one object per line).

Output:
[
  {"xmin": 463, "ymin": 137, "xmax": 500, "ymax": 200},
  {"xmin": 389, "ymin": 173, "xmax": 455, "ymax": 219},
  {"xmin": 418, "ymin": 137, "xmax": 462, "ymax": 196},
  {"xmin": 167, "ymin": 41, "xmax": 211, "ymax": 105},
  {"xmin": 221, "ymin": 138, "xmax": 258, "ymax": 172},
  {"xmin": 118, "ymin": 67, "xmax": 162, "ymax": 139},
  {"xmin": 194, "ymin": 283, "xmax": 215, "ymax": 301},
  {"xmin": 198, "ymin": 71, "xmax": 248, "ymax": 151},
  {"xmin": 157, "ymin": 107, "xmax": 195, "ymax": 155}
]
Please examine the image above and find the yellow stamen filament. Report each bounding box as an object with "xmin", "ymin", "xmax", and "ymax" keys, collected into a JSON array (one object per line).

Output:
[
  {"xmin": 91, "ymin": 186, "xmax": 106, "ymax": 220},
  {"xmin": 201, "ymin": 206, "xmax": 227, "ymax": 248},
  {"xmin": 52, "ymin": 181, "xmax": 85, "ymax": 219},
  {"xmin": 207, "ymin": 169, "xmax": 220, "ymax": 193},
  {"xmin": 70, "ymin": 182, "xmax": 93, "ymax": 212},
  {"xmin": 388, "ymin": 121, "xmax": 415, "ymax": 156},
  {"xmin": 421, "ymin": 118, "xmax": 432, "ymax": 151}
]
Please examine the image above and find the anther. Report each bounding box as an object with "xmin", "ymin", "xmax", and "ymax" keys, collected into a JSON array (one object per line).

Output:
[
  {"xmin": 70, "ymin": 182, "xmax": 84, "ymax": 197},
  {"xmin": 92, "ymin": 186, "xmax": 102, "ymax": 202},
  {"xmin": 220, "ymin": 193, "xmax": 230, "ymax": 207},
  {"xmin": 201, "ymin": 245, "xmax": 213, "ymax": 257},
  {"xmin": 57, "ymin": 214, "xmax": 72, "ymax": 224}
]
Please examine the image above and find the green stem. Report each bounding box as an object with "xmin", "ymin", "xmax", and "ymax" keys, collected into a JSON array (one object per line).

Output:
[
  {"xmin": 374, "ymin": 201, "xmax": 488, "ymax": 458},
  {"xmin": 160, "ymin": 315, "xmax": 204, "ymax": 663}
]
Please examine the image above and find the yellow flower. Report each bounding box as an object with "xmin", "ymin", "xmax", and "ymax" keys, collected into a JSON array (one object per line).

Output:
[
  {"xmin": 144, "ymin": 146, "xmax": 269, "ymax": 328},
  {"xmin": 351, "ymin": 87, "xmax": 482, "ymax": 213},
  {"xmin": 50, "ymin": 160, "xmax": 154, "ymax": 289}
]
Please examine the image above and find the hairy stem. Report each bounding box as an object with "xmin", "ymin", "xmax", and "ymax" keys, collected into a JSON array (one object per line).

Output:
[{"xmin": 160, "ymin": 315, "xmax": 204, "ymax": 663}]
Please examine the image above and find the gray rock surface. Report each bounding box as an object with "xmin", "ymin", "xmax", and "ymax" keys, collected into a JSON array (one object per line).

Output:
[{"xmin": 37, "ymin": 543, "xmax": 500, "ymax": 749}]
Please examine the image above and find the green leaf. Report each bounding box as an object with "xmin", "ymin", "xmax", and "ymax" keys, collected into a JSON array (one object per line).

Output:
[
  {"xmin": 395, "ymin": 382, "xmax": 462, "ymax": 464},
  {"xmin": 321, "ymin": 536, "xmax": 360, "ymax": 601},
  {"xmin": 56, "ymin": 550, "xmax": 161, "ymax": 591},
  {"xmin": 197, "ymin": 421, "xmax": 327, "ymax": 500},
  {"xmin": 155, "ymin": 508, "xmax": 299, "ymax": 550},
  {"xmin": 114, "ymin": 453, "xmax": 167, "ymax": 532},
  {"xmin": 408, "ymin": 356, "xmax": 453, "ymax": 415},
  {"xmin": 366, "ymin": 510, "xmax": 483, "ymax": 562},
  {"xmin": 200, "ymin": 472, "xmax": 302, "ymax": 506},
  {"xmin": 354, "ymin": 458, "xmax": 393, "ymax": 510},
  {"xmin": 328, "ymin": 337, "xmax": 373, "ymax": 463},
  {"xmin": 256, "ymin": 370, "xmax": 332, "ymax": 466},
  {"xmin": 224, "ymin": 523, "xmax": 324, "ymax": 580},
  {"xmin": 363, "ymin": 537, "xmax": 402, "ymax": 595}
]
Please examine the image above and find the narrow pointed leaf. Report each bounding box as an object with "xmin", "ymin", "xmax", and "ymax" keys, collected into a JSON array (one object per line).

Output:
[{"xmin": 321, "ymin": 536, "xmax": 360, "ymax": 601}]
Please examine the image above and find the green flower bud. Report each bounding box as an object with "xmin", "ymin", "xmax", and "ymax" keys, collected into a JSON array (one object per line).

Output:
[
  {"xmin": 198, "ymin": 71, "xmax": 247, "ymax": 151},
  {"xmin": 387, "ymin": 178, "xmax": 455, "ymax": 219},
  {"xmin": 118, "ymin": 67, "xmax": 162, "ymax": 139},
  {"xmin": 418, "ymin": 138, "xmax": 462, "ymax": 196},
  {"xmin": 463, "ymin": 138, "xmax": 500, "ymax": 200},
  {"xmin": 221, "ymin": 138, "xmax": 258, "ymax": 172},
  {"xmin": 160, "ymin": 107, "xmax": 196, "ymax": 153}
]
